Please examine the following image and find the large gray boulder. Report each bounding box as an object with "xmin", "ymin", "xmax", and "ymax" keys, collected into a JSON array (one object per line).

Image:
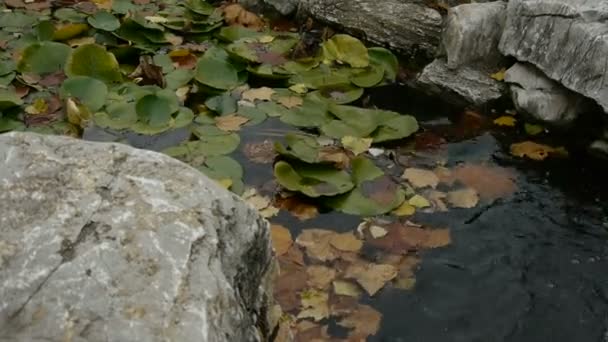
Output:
[
  {"xmin": 264, "ymin": 0, "xmax": 299, "ymax": 15},
  {"xmin": 442, "ymin": 1, "xmax": 508, "ymax": 69},
  {"xmin": 417, "ymin": 58, "xmax": 506, "ymax": 106},
  {"xmin": 505, "ymin": 63, "xmax": 590, "ymax": 125},
  {"xmin": 299, "ymin": 0, "xmax": 443, "ymax": 58},
  {"xmin": 499, "ymin": 0, "xmax": 608, "ymax": 113},
  {"xmin": 0, "ymin": 132, "xmax": 274, "ymax": 342}
]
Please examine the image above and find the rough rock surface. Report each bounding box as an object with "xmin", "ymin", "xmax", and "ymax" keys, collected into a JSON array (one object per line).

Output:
[
  {"xmin": 417, "ymin": 59, "xmax": 506, "ymax": 106},
  {"xmin": 499, "ymin": 0, "xmax": 608, "ymax": 112},
  {"xmin": 299, "ymin": 0, "xmax": 443, "ymax": 58},
  {"xmin": 442, "ymin": 1, "xmax": 508, "ymax": 69},
  {"xmin": 264, "ymin": 0, "xmax": 299, "ymax": 15},
  {"xmin": 0, "ymin": 132, "xmax": 273, "ymax": 342},
  {"xmin": 505, "ymin": 63, "xmax": 589, "ymax": 125}
]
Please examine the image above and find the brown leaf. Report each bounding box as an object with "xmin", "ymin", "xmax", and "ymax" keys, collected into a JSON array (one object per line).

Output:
[
  {"xmin": 444, "ymin": 164, "xmax": 517, "ymax": 201},
  {"xmin": 345, "ymin": 262, "xmax": 397, "ymax": 296},
  {"xmin": 297, "ymin": 289, "xmax": 329, "ymax": 322},
  {"xmin": 215, "ymin": 114, "xmax": 250, "ymax": 132},
  {"xmin": 369, "ymin": 223, "xmax": 451, "ymax": 253},
  {"xmin": 446, "ymin": 188, "xmax": 479, "ymax": 208},
  {"xmin": 329, "ymin": 232, "xmax": 363, "ymax": 252},
  {"xmin": 242, "ymin": 140, "xmax": 277, "ymax": 164},
  {"xmin": 38, "ymin": 71, "xmax": 66, "ymax": 87},
  {"xmin": 318, "ymin": 146, "xmax": 350, "ymax": 169},
  {"xmin": 294, "ymin": 320, "xmax": 330, "ymax": 342},
  {"xmin": 241, "ymin": 87, "xmax": 275, "ymax": 102},
  {"xmin": 276, "ymin": 196, "xmax": 319, "ymax": 221},
  {"xmin": 402, "ymin": 168, "xmax": 439, "ymax": 188},
  {"xmin": 169, "ymin": 49, "xmax": 198, "ymax": 69},
  {"xmin": 337, "ymin": 304, "xmax": 382, "ymax": 340},
  {"xmin": 271, "ymin": 224, "xmax": 293, "ymax": 256},
  {"xmin": 360, "ymin": 176, "xmax": 399, "ymax": 207},
  {"xmin": 275, "ymin": 258, "xmax": 307, "ymax": 312},
  {"xmin": 295, "ymin": 229, "xmax": 338, "ymax": 262},
  {"xmin": 223, "ymin": 4, "xmax": 265, "ymax": 31},
  {"xmin": 277, "ymin": 95, "xmax": 303, "ymax": 109},
  {"xmin": 130, "ymin": 56, "xmax": 165, "ymax": 87},
  {"xmin": 306, "ymin": 265, "xmax": 336, "ymax": 290}
]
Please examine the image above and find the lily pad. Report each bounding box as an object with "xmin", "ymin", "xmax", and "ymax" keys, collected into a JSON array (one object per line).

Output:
[
  {"xmin": 93, "ymin": 102, "xmax": 138, "ymax": 130},
  {"xmin": 205, "ymin": 92, "xmax": 237, "ymax": 115},
  {"xmin": 368, "ymin": 47, "xmax": 399, "ymax": 82},
  {"xmin": 322, "ymin": 34, "xmax": 369, "ymax": 68},
  {"xmin": 274, "ymin": 160, "xmax": 354, "ymax": 198},
  {"xmin": 311, "ymin": 84, "xmax": 364, "ymax": 104},
  {"xmin": 88, "ymin": 11, "xmax": 121, "ymax": 32},
  {"xmin": 198, "ymin": 155, "xmax": 244, "ymax": 194},
  {"xmin": 190, "ymin": 124, "xmax": 241, "ymax": 155},
  {"xmin": 325, "ymin": 157, "xmax": 405, "ymax": 215},
  {"xmin": 351, "ymin": 65, "xmax": 385, "ymax": 88},
  {"xmin": 66, "ymin": 44, "xmax": 122, "ymax": 83},
  {"xmin": 60, "ymin": 76, "xmax": 108, "ymax": 111},
  {"xmin": 195, "ymin": 47, "xmax": 240, "ymax": 90},
  {"xmin": 279, "ymin": 97, "xmax": 332, "ymax": 128},
  {"xmin": 0, "ymin": 90, "xmax": 23, "ymax": 111},
  {"xmin": 371, "ymin": 115, "xmax": 419, "ymax": 143},
  {"xmin": 18, "ymin": 42, "xmax": 72, "ymax": 75},
  {"xmin": 136, "ymin": 93, "xmax": 179, "ymax": 127}
]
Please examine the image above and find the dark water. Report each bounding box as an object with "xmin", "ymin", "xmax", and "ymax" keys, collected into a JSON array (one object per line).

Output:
[{"xmin": 85, "ymin": 85, "xmax": 608, "ymax": 341}]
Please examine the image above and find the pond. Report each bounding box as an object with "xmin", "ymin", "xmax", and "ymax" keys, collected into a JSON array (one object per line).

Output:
[{"xmin": 1, "ymin": 2, "xmax": 608, "ymax": 341}]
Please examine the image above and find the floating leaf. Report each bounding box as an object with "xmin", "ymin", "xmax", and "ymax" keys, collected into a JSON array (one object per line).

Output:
[
  {"xmin": 66, "ymin": 44, "xmax": 122, "ymax": 83},
  {"xmin": 446, "ymin": 188, "xmax": 479, "ymax": 208},
  {"xmin": 494, "ymin": 115, "xmax": 516, "ymax": 127},
  {"xmin": 195, "ymin": 47, "xmax": 240, "ymax": 90},
  {"xmin": 276, "ymin": 196, "xmax": 319, "ymax": 221},
  {"xmin": 270, "ymin": 224, "xmax": 292, "ymax": 256},
  {"xmin": 341, "ymin": 136, "xmax": 372, "ymax": 156},
  {"xmin": 333, "ymin": 280, "xmax": 362, "ymax": 298},
  {"xmin": 242, "ymin": 86, "xmax": 275, "ymax": 102},
  {"xmin": 136, "ymin": 93, "xmax": 178, "ymax": 127},
  {"xmin": 52, "ymin": 23, "xmax": 89, "ymax": 41},
  {"xmin": 351, "ymin": 65, "xmax": 384, "ymax": 88},
  {"xmin": 88, "ymin": 11, "xmax": 120, "ymax": 31},
  {"xmin": 307, "ymin": 265, "xmax": 337, "ymax": 290},
  {"xmin": 393, "ymin": 202, "xmax": 416, "ymax": 216},
  {"xmin": 274, "ymin": 161, "xmax": 354, "ymax": 198},
  {"xmin": 276, "ymin": 95, "xmax": 303, "ymax": 109},
  {"xmin": 443, "ymin": 164, "xmax": 517, "ymax": 201},
  {"xmin": 368, "ymin": 47, "xmax": 399, "ymax": 81},
  {"xmin": 0, "ymin": 90, "xmax": 24, "ymax": 111},
  {"xmin": 18, "ymin": 42, "xmax": 71, "ymax": 75},
  {"xmin": 345, "ymin": 262, "xmax": 397, "ymax": 296},
  {"xmin": 371, "ymin": 115, "xmax": 419, "ymax": 143},
  {"xmin": 322, "ymin": 34, "xmax": 369, "ymax": 68},
  {"xmin": 402, "ymin": 168, "xmax": 439, "ymax": 189},
  {"xmin": 60, "ymin": 76, "xmax": 108, "ymax": 111},
  {"xmin": 510, "ymin": 141, "xmax": 567, "ymax": 161},
  {"xmin": 408, "ymin": 194, "xmax": 430, "ymax": 208},
  {"xmin": 524, "ymin": 123, "xmax": 544, "ymax": 135},
  {"xmin": 296, "ymin": 228, "xmax": 338, "ymax": 262},
  {"xmin": 311, "ymin": 84, "xmax": 364, "ymax": 104},
  {"xmin": 215, "ymin": 114, "xmax": 249, "ymax": 131},
  {"xmin": 329, "ymin": 232, "xmax": 363, "ymax": 252},
  {"xmin": 298, "ymin": 289, "xmax": 329, "ymax": 322},
  {"xmin": 200, "ymin": 155, "xmax": 245, "ymax": 194}
]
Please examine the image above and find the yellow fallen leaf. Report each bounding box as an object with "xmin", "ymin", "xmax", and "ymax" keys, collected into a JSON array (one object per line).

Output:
[
  {"xmin": 402, "ymin": 168, "xmax": 439, "ymax": 188},
  {"xmin": 25, "ymin": 98, "xmax": 48, "ymax": 115},
  {"xmin": 490, "ymin": 68, "xmax": 506, "ymax": 81},
  {"xmin": 277, "ymin": 95, "xmax": 303, "ymax": 109},
  {"xmin": 297, "ymin": 289, "xmax": 329, "ymax": 322},
  {"xmin": 510, "ymin": 141, "xmax": 568, "ymax": 161},
  {"xmin": 341, "ymin": 135, "xmax": 372, "ymax": 156},
  {"xmin": 332, "ymin": 280, "xmax": 362, "ymax": 298},
  {"xmin": 408, "ymin": 195, "xmax": 430, "ymax": 208},
  {"xmin": 53, "ymin": 23, "xmax": 89, "ymax": 41},
  {"xmin": 493, "ymin": 115, "xmax": 516, "ymax": 127},
  {"xmin": 306, "ymin": 265, "xmax": 336, "ymax": 289},
  {"xmin": 270, "ymin": 224, "xmax": 292, "ymax": 256},
  {"xmin": 241, "ymin": 86, "xmax": 275, "ymax": 102},
  {"xmin": 393, "ymin": 202, "xmax": 416, "ymax": 216},
  {"xmin": 369, "ymin": 225, "xmax": 388, "ymax": 239},
  {"xmin": 217, "ymin": 178, "xmax": 233, "ymax": 189},
  {"xmin": 289, "ymin": 83, "xmax": 308, "ymax": 94},
  {"xmin": 258, "ymin": 35, "xmax": 275, "ymax": 43},
  {"xmin": 215, "ymin": 114, "xmax": 250, "ymax": 131}
]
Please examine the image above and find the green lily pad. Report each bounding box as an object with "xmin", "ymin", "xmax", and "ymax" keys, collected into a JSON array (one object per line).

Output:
[
  {"xmin": 205, "ymin": 92, "xmax": 237, "ymax": 115},
  {"xmin": 184, "ymin": 0, "xmax": 215, "ymax": 15},
  {"xmin": 88, "ymin": 11, "xmax": 121, "ymax": 32},
  {"xmin": 351, "ymin": 65, "xmax": 385, "ymax": 88},
  {"xmin": 275, "ymin": 134, "xmax": 321, "ymax": 163},
  {"xmin": 199, "ymin": 155, "xmax": 244, "ymax": 194},
  {"xmin": 311, "ymin": 84, "xmax": 364, "ymax": 104},
  {"xmin": 0, "ymin": 115, "xmax": 24, "ymax": 133},
  {"xmin": 274, "ymin": 160, "xmax": 354, "ymax": 198},
  {"xmin": 288, "ymin": 65, "xmax": 353, "ymax": 89},
  {"xmin": 321, "ymin": 34, "xmax": 369, "ymax": 68},
  {"xmin": 325, "ymin": 157, "xmax": 405, "ymax": 215},
  {"xmin": 217, "ymin": 26, "xmax": 263, "ymax": 42},
  {"xmin": 165, "ymin": 69, "xmax": 195, "ymax": 90},
  {"xmin": 66, "ymin": 44, "xmax": 122, "ymax": 83},
  {"xmin": 371, "ymin": 115, "xmax": 419, "ymax": 143},
  {"xmin": 368, "ymin": 47, "xmax": 399, "ymax": 82},
  {"xmin": 0, "ymin": 90, "xmax": 23, "ymax": 111},
  {"xmin": 93, "ymin": 102, "xmax": 138, "ymax": 130},
  {"xmin": 60, "ymin": 76, "xmax": 108, "ymax": 111},
  {"xmin": 190, "ymin": 124, "xmax": 241, "ymax": 155},
  {"xmin": 18, "ymin": 42, "xmax": 71, "ymax": 75},
  {"xmin": 37, "ymin": 21, "xmax": 56, "ymax": 42},
  {"xmin": 321, "ymin": 104, "xmax": 379, "ymax": 139},
  {"xmin": 195, "ymin": 47, "xmax": 240, "ymax": 90},
  {"xmin": 279, "ymin": 97, "xmax": 332, "ymax": 128},
  {"xmin": 237, "ymin": 105, "xmax": 267, "ymax": 126},
  {"xmin": 136, "ymin": 93, "xmax": 179, "ymax": 127},
  {"xmin": 257, "ymin": 101, "xmax": 290, "ymax": 118}
]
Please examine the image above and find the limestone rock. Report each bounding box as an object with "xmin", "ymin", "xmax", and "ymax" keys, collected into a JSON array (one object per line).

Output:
[
  {"xmin": 417, "ymin": 59, "xmax": 506, "ymax": 106},
  {"xmin": 299, "ymin": 0, "xmax": 443, "ymax": 58},
  {"xmin": 505, "ymin": 63, "xmax": 589, "ymax": 125},
  {"xmin": 0, "ymin": 132, "xmax": 274, "ymax": 342},
  {"xmin": 265, "ymin": 0, "xmax": 299, "ymax": 15},
  {"xmin": 499, "ymin": 0, "xmax": 608, "ymax": 112},
  {"xmin": 442, "ymin": 1, "xmax": 508, "ymax": 69}
]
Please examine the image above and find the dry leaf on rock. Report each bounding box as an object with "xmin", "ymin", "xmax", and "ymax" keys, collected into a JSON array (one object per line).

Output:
[
  {"xmin": 306, "ymin": 265, "xmax": 337, "ymax": 290},
  {"xmin": 446, "ymin": 164, "xmax": 517, "ymax": 201},
  {"xmin": 345, "ymin": 262, "xmax": 397, "ymax": 296},
  {"xmin": 296, "ymin": 229, "xmax": 338, "ymax": 262},
  {"xmin": 277, "ymin": 96, "xmax": 303, "ymax": 109},
  {"xmin": 402, "ymin": 168, "xmax": 439, "ymax": 188},
  {"xmin": 333, "ymin": 280, "xmax": 362, "ymax": 298},
  {"xmin": 271, "ymin": 224, "xmax": 293, "ymax": 256},
  {"xmin": 329, "ymin": 232, "xmax": 363, "ymax": 252},
  {"xmin": 510, "ymin": 141, "xmax": 568, "ymax": 161},
  {"xmin": 215, "ymin": 114, "xmax": 250, "ymax": 132},
  {"xmin": 446, "ymin": 188, "xmax": 479, "ymax": 208},
  {"xmin": 223, "ymin": 4, "xmax": 265, "ymax": 30},
  {"xmin": 337, "ymin": 304, "xmax": 382, "ymax": 339},
  {"xmin": 242, "ymin": 140, "xmax": 277, "ymax": 164},
  {"xmin": 297, "ymin": 289, "xmax": 329, "ymax": 322},
  {"xmin": 276, "ymin": 196, "xmax": 319, "ymax": 221},
  {"xmin": 242, "ymin": 86, "xmax": 275, "ymax": 102}
]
